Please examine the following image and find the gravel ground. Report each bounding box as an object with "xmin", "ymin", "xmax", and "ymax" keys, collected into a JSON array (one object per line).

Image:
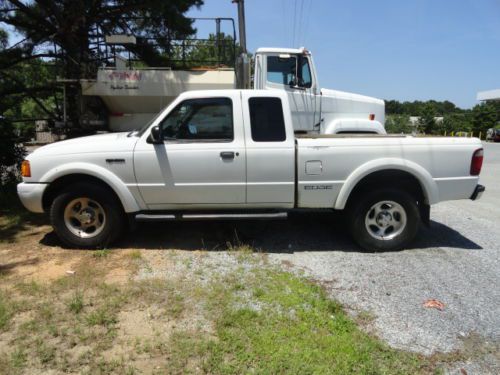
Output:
[{"xmin": 268, "ymin": 142, "xmax": 500, "ymax": 373}]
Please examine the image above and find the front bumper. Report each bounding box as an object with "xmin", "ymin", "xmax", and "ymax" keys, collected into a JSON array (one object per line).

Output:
[
  {"xmin": 17, "ymin": 182, "xmax": 48, "ymax": 213},
  {"xmin": 470, "ymin": 184, "xmax": 485, "ymax": 201}
]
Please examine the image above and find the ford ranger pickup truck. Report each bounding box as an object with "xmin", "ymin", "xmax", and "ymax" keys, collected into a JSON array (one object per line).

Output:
[{"xmin": 17, "ymin": 90, "xmax": 485, "ymax": 251}]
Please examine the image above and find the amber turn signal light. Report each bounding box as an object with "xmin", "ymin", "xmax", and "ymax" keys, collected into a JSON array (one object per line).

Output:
[{"xmin": 21, "ymin": 160, "xmax": 31, "ymax": 177}]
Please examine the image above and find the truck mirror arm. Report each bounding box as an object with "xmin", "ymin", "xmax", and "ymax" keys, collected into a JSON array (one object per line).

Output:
[{"xmin": 289, "ymin": 84, "xmax": 307, "ymax": 91}]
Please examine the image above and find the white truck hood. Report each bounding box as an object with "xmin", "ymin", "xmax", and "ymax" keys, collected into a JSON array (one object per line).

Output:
[
  {"xmin": 320, "ymin": 88, "xmax": 385, "ymax": 106},
  {"xmin": 30, "ymin": 132, "xmax": 138, "ymax": 157},
  {"xmin": 320, "ymin": 88, "xmax": 386, "ymax": 129}
]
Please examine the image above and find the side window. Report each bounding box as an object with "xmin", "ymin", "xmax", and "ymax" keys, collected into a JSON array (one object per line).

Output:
[
  {"xmin": 266, "ymin": 56, "xmax": 297, "ymax": 86},
  {"xmin": 300, "ymin": 57, "xmax": 312, "ymax": 88},
  {"xmin": 160, "ymin": 98, "xmax": 233, "ymax": 141},
  {"xmin": 249, "ymin": 97, "xmax": 287, "ymax": 142}
]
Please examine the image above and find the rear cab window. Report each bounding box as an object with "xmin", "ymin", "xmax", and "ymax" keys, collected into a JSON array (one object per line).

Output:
[{"xmin": 249, "ymin": 97, "xmax": 287, "ymax": 142}]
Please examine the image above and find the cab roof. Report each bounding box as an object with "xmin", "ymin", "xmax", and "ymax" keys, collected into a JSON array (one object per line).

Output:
[{"xmin": 255, "ymin": 47, "xmax": 308, "ymax": 55}]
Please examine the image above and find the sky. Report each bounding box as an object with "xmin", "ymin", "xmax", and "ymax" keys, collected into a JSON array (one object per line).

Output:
[{"xmin": 187, "ymin": 0, "xmax": 500, "ymax": 108}]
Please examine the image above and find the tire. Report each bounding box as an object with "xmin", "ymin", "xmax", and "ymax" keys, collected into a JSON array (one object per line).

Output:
[
  {"xmin": 50, "ymin": 182, "xmax": 125, "ymax": 248},
  {"xmin": 348, "ymin": 189, "xmax": 420, "ymax": 251}
]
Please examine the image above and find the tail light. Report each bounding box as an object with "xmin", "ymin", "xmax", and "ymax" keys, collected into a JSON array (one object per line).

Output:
[
  {"xmin": 470, "ymin": 148, "xmax": 483, "ymax": 176},
  {"xmin": 21, "ymin": 160, "xmax": 31, "ymax": 177},
  {"xmin": 369, "ymin": 114, "xmax": 375, "ymax": 121}
]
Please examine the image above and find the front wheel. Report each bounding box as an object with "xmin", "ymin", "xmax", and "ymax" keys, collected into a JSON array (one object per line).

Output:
[
  {"xmin": 50, "ymin": 183, "xmax": 125, "ymax": 248},
  {"xmin": 349, "ymin": 189, "xmax": 420, "ymax": 251}
]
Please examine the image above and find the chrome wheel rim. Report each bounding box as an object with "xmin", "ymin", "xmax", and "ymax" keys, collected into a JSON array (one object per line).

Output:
[
  {"xmin": 64, "ymin": 198, "xmax": 106, "ymax": 238},
  {"xmin": 364, "ymin": 200, "xmax": 407, "ymax": 241}
]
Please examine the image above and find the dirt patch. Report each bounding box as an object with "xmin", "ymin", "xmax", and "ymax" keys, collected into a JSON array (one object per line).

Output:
[{"xmin": 0, "ymin": 225, "xmax": 141, "ymax": 288}]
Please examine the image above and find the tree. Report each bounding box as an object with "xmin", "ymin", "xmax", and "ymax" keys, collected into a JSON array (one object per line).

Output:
[
  {"xmin": 418, "ymin": 103, "xmax": 437, "ymax": 134},
  {"xmin": 385, "ymin": 100, "xmax": 404, "ymax": 115},
  {"xmin": 0, "ymin": 0, "xmax": 203, "ymax": 131},
  {"xmin": 471, "ymin": 103, "xmax": 498, "ymax": 135},
  {"xmin": 385, "ymin": 115, "xmax": 413, "ymax": 134},
  {"xmin": 440, "ymin": 113, "xmax": 472, "ymax": 134}
]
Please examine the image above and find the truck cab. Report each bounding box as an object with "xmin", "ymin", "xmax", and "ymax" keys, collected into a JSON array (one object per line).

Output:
[{"xmin": 253, "ymin": 47, "xmax": 386, "ymax": 134}]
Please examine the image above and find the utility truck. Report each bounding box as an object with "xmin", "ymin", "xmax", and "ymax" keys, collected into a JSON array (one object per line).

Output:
[
  {"xmin": 81, "ymin": 46, "xmax": 385, "ymax": 135},
  {"xmin": 18, "ymin": 90, "xmax": 484, "ymax": 251}
]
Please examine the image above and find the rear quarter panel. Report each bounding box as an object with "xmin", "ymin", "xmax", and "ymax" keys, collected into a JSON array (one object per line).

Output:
[{"xmin": 296, "ymin": 136, "xmax": 482, "ymax": 209}]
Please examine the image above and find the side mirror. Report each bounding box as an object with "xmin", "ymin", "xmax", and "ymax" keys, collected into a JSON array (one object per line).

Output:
[{"xmin": 147, "ymin": 125, "xmax": 163, "ymax": 144}]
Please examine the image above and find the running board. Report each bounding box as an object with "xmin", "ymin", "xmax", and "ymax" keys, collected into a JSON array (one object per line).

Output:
[{"xmin": 135, "ymin": 212, "xmax": 288, "ymax": 222}]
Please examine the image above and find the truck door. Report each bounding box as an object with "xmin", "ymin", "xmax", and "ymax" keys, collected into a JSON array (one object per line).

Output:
[
  {"xmin": 264, "ymin": 54, "xmax": 317, "ymax": 132},
  {"xmin": 241, "ymin": 91, "xmax": 295, "ymax": 207},
  {"xmin": 134, "ymin": 93, "xmax": 246, "ymax": 208}
]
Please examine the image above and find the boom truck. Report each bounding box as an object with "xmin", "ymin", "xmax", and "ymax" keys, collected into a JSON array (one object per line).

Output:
[{"xmin": 76, "ymin": 2, "xmax": 385, "ymax": 135}]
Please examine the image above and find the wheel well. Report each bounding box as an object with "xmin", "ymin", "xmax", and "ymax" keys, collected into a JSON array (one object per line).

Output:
[
  {"xmin": 42, "ymin": 174, "xmax": 123, "ymax": 211},
  {"xmin": 345, "ymin": 169, "xmax": 426, "ymax": 210}
]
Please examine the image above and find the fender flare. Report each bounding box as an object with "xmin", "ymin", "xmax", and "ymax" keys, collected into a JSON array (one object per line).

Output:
[
  {"xmin": 41, "ymin": 162, "xmax": 141, "ymax": 213},
  {"xmin": 334, "ymin": 158, "xmax": 439, "ymax": 210}
]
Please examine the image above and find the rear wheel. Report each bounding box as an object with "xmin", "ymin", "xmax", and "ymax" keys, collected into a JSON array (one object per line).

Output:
[
  {"xmin": 50, "ymin": 183, "xmax": 125, "ymax": 248},
  {"xmin": 349, "ymin": 189, "xmax": 420, "ymax": 251}
]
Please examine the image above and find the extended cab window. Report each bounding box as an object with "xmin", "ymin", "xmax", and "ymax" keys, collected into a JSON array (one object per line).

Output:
[
  {"xmin": 267, "ymin": 56, "xmax": 297, "ymax": 86},
  {"xmin": 160, "ymin": 98, "xmax": 233, "ymax": 141},
  {"xmin": 249, "ymin": 97, "xmax": 286, "ymax": 142}
]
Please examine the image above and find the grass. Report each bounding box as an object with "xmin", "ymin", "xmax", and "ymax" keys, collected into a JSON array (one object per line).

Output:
[
  {"xmin": 128, "ymin": 250, "xmax": 142, "ymax": 260},
  {"xmin": 0, "ymin": 183, "xmax": 45, "ymax": 243},
  {"xmin": 193, "ymin": 269, "xmax": 423, "ymax": 374},
  {"xmin": 92, "ymin": 249, "xmax": 110, "ymax": 258},
  {"xmin": 67, "ymin": 291, "xmax": 84, "ymax": 314},
  {"xmin": 0, "ymin": 245, "xmax": 445, "ymax": 374},
  {"xmin": 0, "ymin": 292, "xmax": 13, "ymax": 331}
]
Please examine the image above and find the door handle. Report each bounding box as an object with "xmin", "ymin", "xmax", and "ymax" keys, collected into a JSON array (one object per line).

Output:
[{"xmin": 220, "ymin": 151, "xmax": 235, "ymax": 160}]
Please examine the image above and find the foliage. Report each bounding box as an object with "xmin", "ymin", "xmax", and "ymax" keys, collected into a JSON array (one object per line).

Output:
[
  {"xmin": 0, "ymin": 0, "xmax": 204, "ymax": 129},
  {"xmin": 385, "ymin": 99, "xmax": 459, "ymax": 116},
  {"xmin": 386, "ymin": 98, "xmax": 500, "ymax": 136},
  {"xmin": 471, "ymin": 103, "xmax": 498, "ymax": 135},
  {"xmin": 440, "ymin": 113, "xmax": 473, "ymax": 134},
  {"xmin": 418, "ymin": 103, "xmax": 437, "ymax": 134},
  {"xmin": 385, "ymin": 114, "xmax": 412, "ymax": 134},
  {"xmin": 0, "ymin": 117, "xmax": 25, "ymax": 184}
]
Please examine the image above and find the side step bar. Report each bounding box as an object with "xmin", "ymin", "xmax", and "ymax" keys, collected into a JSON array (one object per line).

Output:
[{"xmin": 135, "ymin": 212, "xmax": 288, "ymax": 222}]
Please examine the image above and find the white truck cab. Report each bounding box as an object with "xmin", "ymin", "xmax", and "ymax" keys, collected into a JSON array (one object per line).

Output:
[{"xmin": 253, "ymin": 47, "xmax": 385, "ymax": 134}]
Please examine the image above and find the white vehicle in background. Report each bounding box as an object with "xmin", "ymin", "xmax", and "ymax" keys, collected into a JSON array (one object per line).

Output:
[
  {"xmin": 81, "ymin": 47, "xmax": 385, "ymax": 135},
  {"xmin": 18, "ymin": 90, "xmax": 484, "ymax": 251},
  {"xmin": 252, "ymin": 48, "xmax": 385, "ymax": 135}
]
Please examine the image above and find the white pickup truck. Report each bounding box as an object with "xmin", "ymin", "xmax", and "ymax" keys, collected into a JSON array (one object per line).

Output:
[{"xmin": 18, "ymin": 90, "xmax": 485, "ymax": 251}]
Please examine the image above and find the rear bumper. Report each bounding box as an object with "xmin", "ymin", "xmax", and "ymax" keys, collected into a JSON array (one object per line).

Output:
[
  {"xmin": 470, "ymin": 184, "xmax": 485, "ymax": 201},
  {"xmin": 17, "ymin": 182, "xmax": 48, "ymax": 213}
]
